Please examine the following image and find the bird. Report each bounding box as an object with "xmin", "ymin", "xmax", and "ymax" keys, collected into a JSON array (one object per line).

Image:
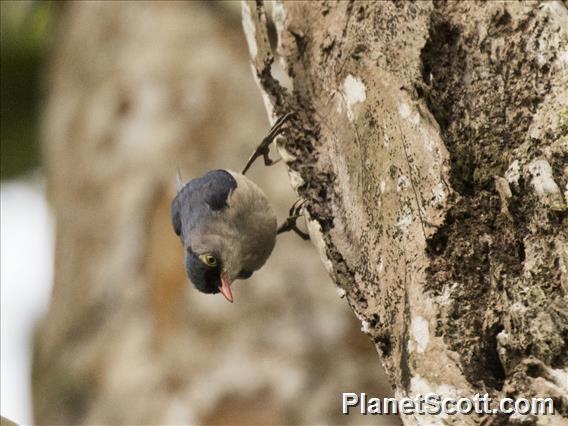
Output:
[{"xmin": 171, "ymin": 113, "xmax": 307, "ymax": 303}]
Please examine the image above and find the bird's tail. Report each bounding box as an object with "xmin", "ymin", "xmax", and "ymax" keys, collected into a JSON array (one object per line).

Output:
[{"xmin": 176, "ymin": 167, "xmax": 184, "ymax": 192}]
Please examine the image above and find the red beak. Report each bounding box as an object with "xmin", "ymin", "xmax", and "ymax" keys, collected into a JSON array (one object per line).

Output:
[{"xmin": 219, "ymin": 273, "xmax": 233, "ymax": 303}]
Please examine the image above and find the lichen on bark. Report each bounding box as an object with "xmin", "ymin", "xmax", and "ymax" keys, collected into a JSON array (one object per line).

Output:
[{"xmin": 245, "ymin": 1, "xmax": 568, "ymax": 424}]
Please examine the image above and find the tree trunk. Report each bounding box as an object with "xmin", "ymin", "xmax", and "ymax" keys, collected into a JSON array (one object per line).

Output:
[
  {"xmin": 244, "ymin": 1, "xmax": 568, "ymax": 424},
  {"xmin": 33, "ymin": 2, "xmax": 397, "ymax": 425}
]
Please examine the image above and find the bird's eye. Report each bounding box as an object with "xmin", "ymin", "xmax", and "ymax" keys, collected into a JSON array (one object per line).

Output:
[{"xmin": 200, "ymin": 254, "xmax": 217, "ymax": 267}]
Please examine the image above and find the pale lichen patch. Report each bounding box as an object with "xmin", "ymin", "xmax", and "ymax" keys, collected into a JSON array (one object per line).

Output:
[
  {"xmin": 431, "ymin": 182, "xmax": 446, "ymax": 207},
  {"xmin": 271, "ymin": 1, "xmax": 287, "ymax": 45},
  {"xmin": 398, "ymin": 102, "xmax": 411, "ymax": 119},
  {"xmin": 527, "ymin": 159, "xmax": 566, "ymax": 210},
  {"xmin": 287, "ymin": 169, "xmax": 305, "ymax": 191},
  {"xmin": 341, "ymin": 75, "xmax": 366, "ymax": 121},
  {"xmin": 540, "ymin": 0, "xmax": 568, "ymax": 22},
  {"xmin": 336, "ymin": 286, "xmax": 346, "ymax": 298},
  {"xmin": 547, "ymin": 367, "xmax": 568, "ymax": 393},
  {"xmin": 496, "ymin": 329, "xmax": 509, "ymax": 365},
  {"xmin": 241, "ymin": 2, "xmax": 257, "ymax": 59},
  {"xmin": 361, "ymin": 320, "xmax": 372, "ymax": 334},
  {"xmin": 505, "ymin": 159, "xmax": 521, "ymax": 186},
  {"xmin": 248, "ymin": 63, "xmax": 276, "ymax": 124},
  {"xmin": 260, "ymin": 89, "xmax": 276, "ymax": 123},
  {"xmin": 276, "ymin": 139, "xmax": 297, "ymax": 163},
  {"xmin": 411, "ymin": 316, "xmax": 430, "ymax": 354},
  {"xmin": 410, "ymin": 375, "xmax": 458, "ymax": 399},
  {"xmin": 419, "ymin": 127, "xmax": 435, "ymax": 153},
  {"xmin": 397, "ymin": 175, "xmax": 411, "ymax": 192},
  {"xmin": 306, "ymin": 215, "xmax": 334, "ymax": 275},
  {"xmin": 383, "ymin": 127, "xmax": 390, "ymax": 147},
  {"xmin": 398, "ymin": 102, "xmax": 420, "ymax": 125},
  {"xmin": 270, "ymin": 1, "xmax": 290, "ymax": 73},
  {"xmin": 495, "ymin": 176, "xmax": 513, "ymax": 219},
  {"xmin": 396, "ymin": 205, "xmax": 413, "ymax": 233},
  {"xmin": 410, "ymin": 376, "xmax": 459, "ymax": 423},
  {"xmin": 528, "ymin": 159, "xmax": 559, "ymax": 195},
  {"xmin": 558, "ymin": 49, "xmax": 568, "ymax": 66}
]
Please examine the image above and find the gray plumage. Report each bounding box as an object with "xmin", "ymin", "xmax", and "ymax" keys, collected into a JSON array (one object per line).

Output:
[{"xmin": 171, "ymin": 169, "xmax": 277, "ymax": 302}]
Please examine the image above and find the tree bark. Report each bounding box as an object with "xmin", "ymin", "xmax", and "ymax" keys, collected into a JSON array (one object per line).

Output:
[{"xmin": 244, "ymin": 1, "xmax": 568, "ymax": 424}]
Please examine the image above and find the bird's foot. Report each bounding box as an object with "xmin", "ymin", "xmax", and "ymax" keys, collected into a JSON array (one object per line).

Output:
[
  {"xmin": 242, "ymin": 112, "xmax": 295, "ymax": 175},
  {"xmin": 277, "ymin": 199, "xmax": 310, "ymax": 240}
]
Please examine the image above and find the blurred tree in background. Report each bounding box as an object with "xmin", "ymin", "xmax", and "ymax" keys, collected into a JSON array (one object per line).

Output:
[{"xmin": 28, "ymin": 2, "xmax": 398, "ymax": 425}]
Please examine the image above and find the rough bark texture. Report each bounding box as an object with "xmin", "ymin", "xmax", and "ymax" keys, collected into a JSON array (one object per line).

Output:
[
  {"xmin": 33, "ymin": 2, "xmax": 397, "ymax": 425},
  {"xmin": 244, "ymin": 1, "xmax": 568, "ymax": 424}
]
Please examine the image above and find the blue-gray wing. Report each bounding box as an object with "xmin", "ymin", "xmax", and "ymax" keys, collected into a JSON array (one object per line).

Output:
[{"xmin": 171, "ymin": 169, "xmax": 237, "ymax": 237}]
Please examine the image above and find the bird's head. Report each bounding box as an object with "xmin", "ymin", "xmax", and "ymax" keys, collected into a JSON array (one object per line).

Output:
[
  {"xmin": 171, "ymin": 169, "xmax": 274, "ymax": 303},
  {"xmin": 184, "ymin": 233, "xmax": 252, "ymax": 303}
]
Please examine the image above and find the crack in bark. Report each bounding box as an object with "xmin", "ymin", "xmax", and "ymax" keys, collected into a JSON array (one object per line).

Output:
[{"xmin": 396, "ymin": 120, "xmax": 428, "ymax": 241}]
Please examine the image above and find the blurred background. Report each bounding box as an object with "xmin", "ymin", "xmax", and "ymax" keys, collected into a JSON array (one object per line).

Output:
[{"xmin": 1, "ymin": 2, "xmax": 397, "ymax": 425}]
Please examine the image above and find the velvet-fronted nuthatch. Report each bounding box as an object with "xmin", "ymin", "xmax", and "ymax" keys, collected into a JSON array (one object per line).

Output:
[{"xmin": 171, "ymin": 113, "xmax": 307, "ymax": 303}]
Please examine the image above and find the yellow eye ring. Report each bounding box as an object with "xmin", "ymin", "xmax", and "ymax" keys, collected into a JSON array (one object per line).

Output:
[{"xmin": 200, "ymin": 254, "xmax": 217, "ymax": 267}]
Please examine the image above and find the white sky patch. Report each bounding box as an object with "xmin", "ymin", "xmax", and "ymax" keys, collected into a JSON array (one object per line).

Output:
[
  {"xmin": 379, "ymin": 180, "xmax": 386, "ymax": 193},
  {"xmin": 241, "ymin": 2, "xmax": 257, "ymax": 59},
  {"xmin": 341, "ymin": 75, "xmax": 366, "ymax": 121},
  {"xmin": 411, "ymin": 316, "xmax": 429, "ymax": 353},
  {"xmin": 336, "ymin": 286, "xmax": 346, "ymax": 298},
  {"xmin": 361, "ymin": 320, "xmax": 372, "ymax": 334},
  {"xmin": 1, "ymin": 176, "xmax": 54, "ymax": 425}
]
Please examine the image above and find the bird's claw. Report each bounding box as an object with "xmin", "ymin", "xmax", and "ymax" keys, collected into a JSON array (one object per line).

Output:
[
  {"xmin": 277, "ymin": 199, "xmax": 310, "ymax": 240},
  {"xmin": 242, "ymin": 112, "xmax": 295, "ymax": 175}
]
